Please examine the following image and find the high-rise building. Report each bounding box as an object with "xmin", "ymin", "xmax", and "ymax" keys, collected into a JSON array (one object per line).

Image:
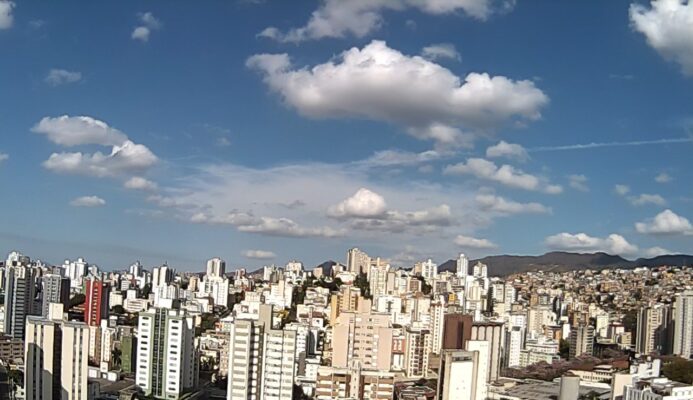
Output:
[
  {"xmin": 673, "ymin": 290, "xmax": 693, "ymax": 359},
  {"xmin": 636, "ymin": 303, "xmax": 673, "ymax": 355},
  {"xmin": 346, "ymin": 248, "xmax": 371, "ymax": 275},
  {"xmin": 418, "ymin": 259, "xmax": 438, "ymax": 281},
  {"xmin": 152, "ymin": 265, "xmax": 175, "ymax": 288},
  {"xmin": 404, "ymin": 327, "xmax": 431, "ymax": 378},
  {"xmin": 41, "ymin": 274, "xmax": 70, "ymax": 317},
  {"xmin": 471, "ymin": 322, "xmax": 504, "ymax": 383},
  {"xmin": 442, "ymin": 314, "xmax": 473, "ymax": 350},
  {"xmin": 505, "ymin": 326, "xmax": 525, "ymax": 368},
  {"xmin": 456, "ymin": 253, "xmax": 469, "ymax": 278},
  {"xmin": 85, "ymin": 277, "xmax": 110, "ymax": 327},
  {"xmin": 437, "ymin": 350, "xmax": 479, "ymax": 400},
  {"xmin": 227, "ymin": 304, "xmax": 296, "ymax": 400},
  {"xmin": 332, "ymin": 306, "xmax": 393, "ymax": 371},
  {"xmin": 136, "ymin": 307, "xmax": 199, "ymax": 398},
  {"xmin": 569, "ymin": 324, "xmax": 595, "ymax": 359},
  {"xmin": 206, "ymin": 257, "xmax": 226, "ymax": 278},
  {"xmin": 25, "ymin": 303, "xmax": 89, "ymax": 400},
  {"xmin": 4, "ymin": 265, "xmax": 39, "ymax": 339}
]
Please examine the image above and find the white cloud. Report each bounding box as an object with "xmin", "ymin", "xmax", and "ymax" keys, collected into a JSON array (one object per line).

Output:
[
  {"xmin": 242, "ymin": 250, "xmax": 277, "ymax": 260},
  {"xmin": 655, "ymin": 172, "xmax": 672, "ymax": 183},
  {"xmin": 454, "ymin": 234, "xmax": 497, "ymax": 249},
  {"xmin": 635, "ymin": 209, "xmax": 693, "ymax": 235},
  {"xmin": 34, "ymin": 115, "xmax": 158, "ymax": 179},
  {"xmin": 630, "ymin": 0, "xmax": 693, "ymax": 76},
  {"xmin": 444, "ymin": 158, "xmax": 561, "ymax": 193},
  {"xmin": 124, "ymin": 176, "xmax": 158, "ymax": 191},
  {"xmin": 43, "ymin": 140, "xmax": 158, "ymax": 178},
  {"xmin": 614, "ymin": 184, "xmax": 631, "ymax": 196},
  {"xmin": 32, "ymin": 115, "xmax": 128, "ymax": 147},
  {"xmin": 247, "ymin": 40, "xmax": 548, "ymax": 148},
  {"xmin": 475, "ymin": 194, "xmax": 551, "ymax": 215},
  {"xmin": 545, "ymin": 232, "xmax": 639, "ymax": 256},
  {"xmin": 629, "ymin": 193, "xmax": 667, "ymax": 206},
  {"xmin": 486, "ymin": 140, "xmax": 529, "ymax": 161},
  {"xmin": 568, "ymin": 174, "xmax": 589, "ymax": 192},
  {"xmin": 191, "ymin": 211, "xmax": 345, "ymax": 238},
  {"xmin": 0, "ymin": 153, "xmax": 7, "ymax": 163},
  {"xmin": 70, "ymin": 196, "xmax": 106, "ymax": 208},
  {"xmin": 148, "ymin": 160, "xmax": 482, "ymax": 242},
  {"xmin": 644, "ymin": 246, "xmax": 671, "ymax": 257},
  {"xmin": 356, "ymin": 149, "xmax": 444, "ymax": 168},
  {"xmin": 45, "ymin": 69, "xmax": 82, "ymax": 86},
  {"xmin": 131, "ymin": 27, "xmax": 151, "ymax": 42},
  {"xmin": 421, "ymin": 43, "xmax": 461, "ymax": 61},
  {"xmin": 328, "ymin": 188, "xmax": 387, "ymax": 218},
  {"xmin": 0, "ymin": 0, "xmax": 14, "ymax": 30},
  {"xmin": 132, "ymin": 12, "xmax": 162, "ymax": 42},
  {"xmin": 327, "ymin": 188, "xmax": 453, "ymax": 233},
  {"xmin": 258, "ymin": 0, "xmax": 506, "ymax": 43}
]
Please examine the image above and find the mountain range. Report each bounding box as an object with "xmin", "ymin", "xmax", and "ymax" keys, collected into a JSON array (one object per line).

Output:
[{"xmin": 437, "ymin": 252, "xmax": 693, "ymax": 276}]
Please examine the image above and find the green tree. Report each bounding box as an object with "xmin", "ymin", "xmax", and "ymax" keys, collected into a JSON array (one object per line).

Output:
[
  {"xmin": 354, "ymin": 273, "xmax": 371, "ymax": 299},
  {"xmin": 662, "ymin": 358, "xmax": 693, "ymax": 384}
]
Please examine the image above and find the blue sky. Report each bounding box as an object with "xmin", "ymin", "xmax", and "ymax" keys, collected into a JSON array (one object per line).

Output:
[{"xmin": 1, "ymin": 0, "xmax": 692, "ymax": 271}]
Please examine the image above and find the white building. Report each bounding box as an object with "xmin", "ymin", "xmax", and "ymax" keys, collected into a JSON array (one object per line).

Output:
[
  {"xmin": 673, "ymin": 291, "xmax": 693, "ymax": 359},
  {"xmin": 438, "ymin": 350, "xmax": 479, "ymax": 400},
  {"xmin": 206, "ymin": 257, "xmax": 226, "ymax": 278},
  {"xmin": 227, "ymin": 304, "xmax": 296, "ymax": 400},
  {"xmin": 136, "ymin": 307, "xmax": 198, "ymax": 398},
  {"xmin": 25, "ymin": 303, "xmax": 89, "ymax": 400}
]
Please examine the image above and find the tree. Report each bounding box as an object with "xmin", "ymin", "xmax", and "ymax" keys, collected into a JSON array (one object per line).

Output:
[
  {"xmin": 354, "ymin": 273, "xmax": 371, "ymax": 299},
  {"xmin": 111, "ymin": 304, "xmax": 126, "ymax": 315},
  {"xmin": 662, "ymin": 358, "xmax": 693, "ymax": 384},
  {"xmin": 559, "ymin": 339, "xmax": 570, "ymax": 359}
]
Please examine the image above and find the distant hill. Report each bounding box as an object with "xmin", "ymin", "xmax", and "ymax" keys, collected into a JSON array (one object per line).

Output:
[{"xmin": 438, "ymin": 251, "xmax": 693, "ymax": 276}]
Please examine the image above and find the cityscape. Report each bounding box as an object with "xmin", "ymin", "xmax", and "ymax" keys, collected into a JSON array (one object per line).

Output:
[{"xmin": 2, "ymin": 1, "xmax": 693, "ymax": 400}]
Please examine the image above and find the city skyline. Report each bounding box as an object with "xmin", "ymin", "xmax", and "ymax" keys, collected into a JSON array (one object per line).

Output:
[{"xmin": 1, "ymin": 0, "xmax": 693, "ymax": 270}]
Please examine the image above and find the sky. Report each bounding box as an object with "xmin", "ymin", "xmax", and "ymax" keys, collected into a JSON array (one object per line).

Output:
[{"xmin": 1, "ymin": 0, "xmax": 692, "ymax": 271}]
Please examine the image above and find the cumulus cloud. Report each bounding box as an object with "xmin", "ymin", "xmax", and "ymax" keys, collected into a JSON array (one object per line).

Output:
[
  {"xmin": 247, "ymin": 40, "xmax": 548, "ymax": 148},
  {"xmin": 258, "ymin": 0, "xmax": 507, "ymax": 43},
  {"xmin": 421, "ymin": 43, "xmax": 461, "ymax": 61},
  {"xmin": 34, "ymin": 115, "xmax": 158, "ymax": 178},
  {"xmin": 545, "ymin": 232, "xmax": 639, "ymax": 256},
  {"xmin": 70, "ymin": 196, "xmax": 106, "ymax": 207},
  {"xmin": 568, "ymin": 174, "xmax": 589, "ymax": 192},
  {"xmin": 655, "ymin": 172, "xmax": 672, "ymax": 183},
  {"xmin": 454, "ymin": 234, "xmax": 497, "ymax": 249},
  {"xmin": 32, "ymin": 115, "xmax": 128, "ymax": 147},
  {"xmin": 0, "ymin": 0, "xmax": 14, "ymax": 30},
  {"xmin": 327, "ymin": 188, "xmax": 453, "ymax": 233},
  {"xmin": 486, "ymin": 140, "xmax": 529, "ymax": 161},
  {"xmin": 124, "ymin": 176, "xmax": 158, "ymax": 191},
  {"xmin": 45, "ymin": 69, "xmax": 82, "ymax": 86},
  {"xmin": 629, "ymin": 193, "xmax": 667, "ymax": 206},
  {"xmin": 444, "ymin": 158, "xmax": 562, "ymax": 193},
  {"xmin": 630, "ymin": 0, "xmax": 693, "ymax": 76},
  {"xmin": 132, "ymin": 12, "xmax": 162, "ymax": 42},
  {"xmin": 328, "ymin": 188, "xmax": 387, "ymax": 218},
  {"xmin": 614, "ymin": 184, "xmax": 631, "ymax": 196},
  {"xmin": 242, "ymin": 250, "xmax": 277, "ymax": 260},
  {"xmin": 43, "ymin": 141, "xmax": 158, "ymax": 178},
  {"xmin": 635, "ymin": 209, "xmax": 693, "ymax": 235},
  {"xmin": 0, "ymin": 153, "xmax": 8, "ymax": 163},
  {"xmin": 613, "ymin": 183, "xmax": 667, "ymax": 206},
  {"xmin": 475, "ymin": 194, "xmax": 551, "ymax": 215}
]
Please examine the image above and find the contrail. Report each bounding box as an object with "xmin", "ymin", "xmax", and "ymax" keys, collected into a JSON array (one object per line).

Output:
[{"xmin": 529, "ymin": 137, "xmax": 693, "ymax": 152}]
